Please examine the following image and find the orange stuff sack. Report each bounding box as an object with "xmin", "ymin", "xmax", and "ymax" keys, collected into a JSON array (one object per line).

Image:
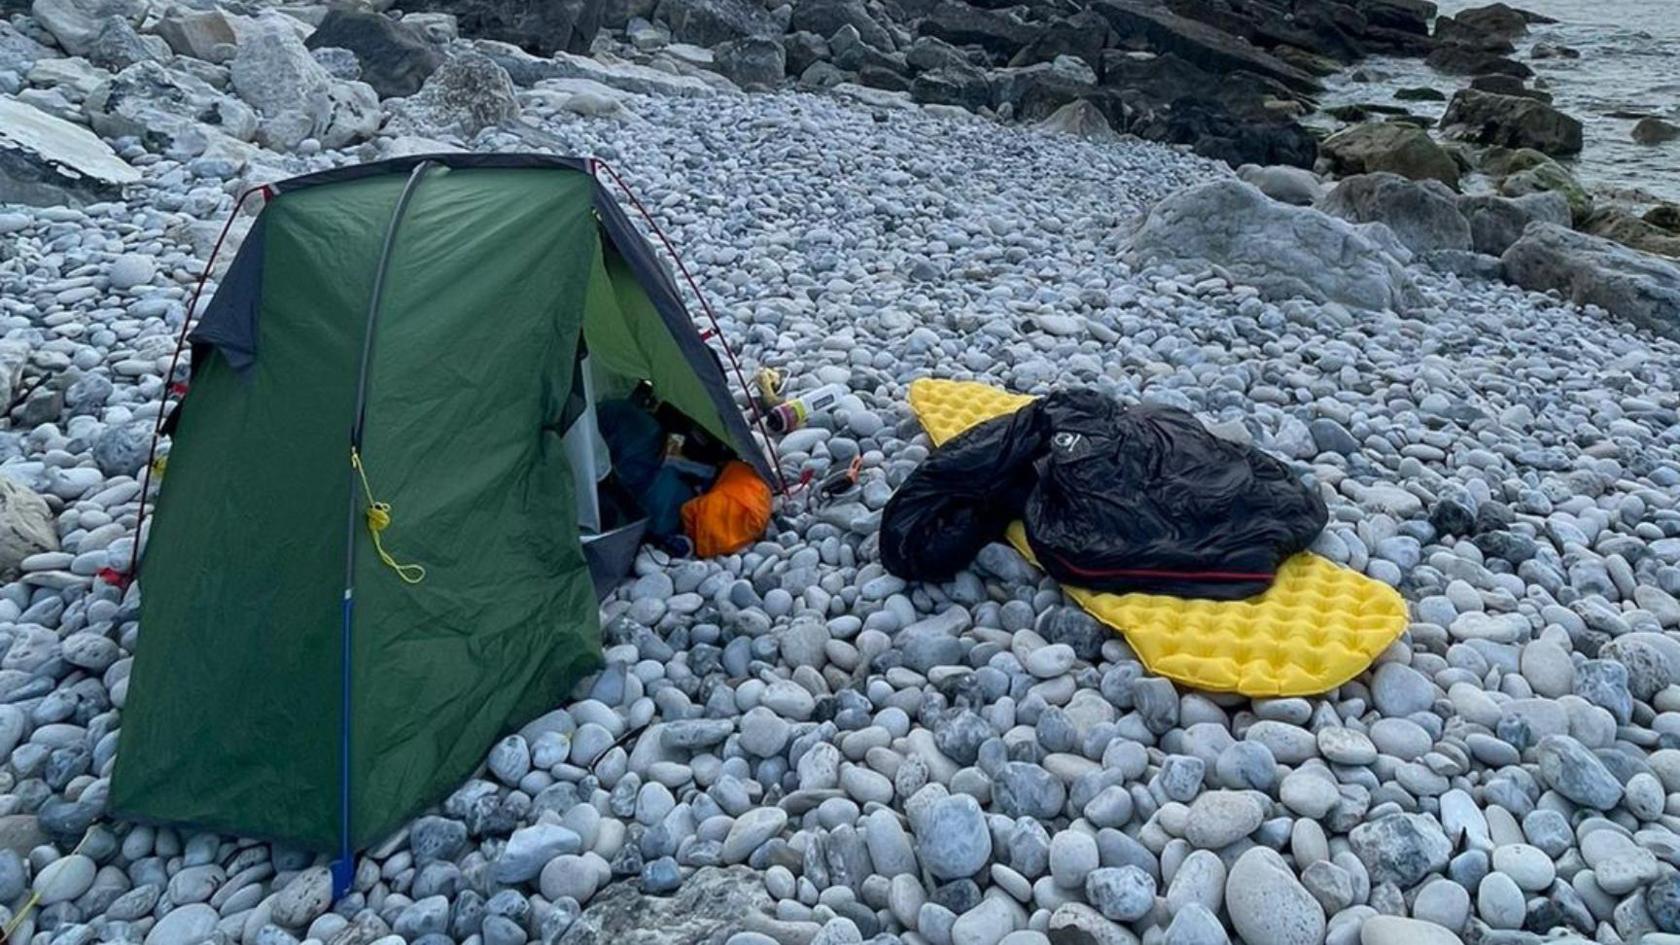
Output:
[{"xmin": 682, "ymin": 461, "xmax": 772, "ymax": 557}]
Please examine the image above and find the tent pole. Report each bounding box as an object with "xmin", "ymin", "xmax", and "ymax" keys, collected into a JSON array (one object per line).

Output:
[
  {"xmin": 333, "ymin": 160, "xmax": 433, "ymax": 899},
  {"xmin": 126, "ymin": 185, "xmax": 267, "ymax": 585},
  {"xmin": 589, "ymin": 159, "xmax": 789, "ymax": 496}
]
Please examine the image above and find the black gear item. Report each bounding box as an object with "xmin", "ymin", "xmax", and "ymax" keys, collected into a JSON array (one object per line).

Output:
[{"xmin": 881, "ymin": 388, "xmax": 1328, "ymax": 600}]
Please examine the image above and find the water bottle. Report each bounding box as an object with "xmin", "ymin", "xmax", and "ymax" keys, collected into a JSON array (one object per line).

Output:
[{"xmin": 766, "ymin": 383, "xmax": 847, "ymax": 434}]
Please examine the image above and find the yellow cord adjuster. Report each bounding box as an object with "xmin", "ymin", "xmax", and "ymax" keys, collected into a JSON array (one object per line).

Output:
[{"xmin": 351, "ymin": 446, "xmax": 426, "ymax": 584}]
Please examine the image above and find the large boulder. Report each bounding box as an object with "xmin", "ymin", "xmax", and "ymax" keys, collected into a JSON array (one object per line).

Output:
[
  {"xmin": 231, "ymin": 17, "xmax": 381, "ymax": 150},
  {"xmin": 0, "ymin": 476, "xmax": 59, "ymax": 579},
  {"xmin": 1141, "ymin": 100, "xmax": 1319, "ymax": 169},
  {"xmin": 714, "ymin": 36, "xmax": 785, "ymax": 89},
  {"xmin": 1320, "ymin": 121, "xmax": 1459, "ymax": 187},
  {"xmin": 1038, "ymin": 99, "xmax": 1121, "ymax": 142},
  {"xmin": 30, "ymin": 0, "xmax": 140, "ymax": 57},
  {"xmin": 1469, "ymin": 72, "xmax": 1547, "ymax": 100},
  {"xmin": 1502, "ymin": 223, "xmax": 1680, "ymax": 339},
  {"xmin": 1458, "ymin": 191, "xmax": 1570, "ymax": 255},
  {"xmin": 657, "ymin": 0, "xmax": 779, "ymax": 48},
  {"xmin": 304, "ymin": 10, "xmax": 444, "ymax": 99},
  {"xmin": 148, "ymin": 5, "xmax": 241, "ymax": 62},
  {"xmin": 916, "ymin": 2, "xmax": 1036, "ymax": 60},
  {"xmin": 401, "ymin": 0, "xmax": 598, "ymax": 55},
  {"xmin": 1127, "ymin": 179, "xmax": 1421, "ymax": 312},
  {"xmin": 1236, "ymin": 164, "xmax": 1325, "ymax": 205},
  {"xmin": 790, "ymin": 0, "xmax": 891, "ymax": 52},
  {"xmin": 1441, "ymin": 88, "xmax": 1582, "ymax": 155},
  {"xmin": 557, "ymin": 866, "xmax": 772, "ymax": 944},
  {"xmin": 84, "ymin": 61, "xmax": 259, "ymax": 153},
  {"xmin": 1089, "ymin": 0, "xmax": 1319, "ymax": 92},
  {"xmin": 0, "ymin": 97, "xmax": 140, "ymax": 206},
  {"xmin": 1315, "ymin": 172, "xmax": 1472, "ymax": 255},
  {"xmin": 395, "ymin": 52, "xmax": 520, "ymax": 137},
  {"xmin": 1453, "ymin": 2, "xmax": 1532, "ymax": 43},
  {"xmin": 1493, "ymin": 150, "xmax": 1592, "ymax": 222},
  {"xmin": 1424, "ymin": 44, "xmax": 1531, "ymax": 77}
]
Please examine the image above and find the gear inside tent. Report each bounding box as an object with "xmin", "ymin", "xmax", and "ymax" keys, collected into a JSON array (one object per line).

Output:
[{"xmin": 110, "ymin": 154, "xmax": 774, "ymax": 884}]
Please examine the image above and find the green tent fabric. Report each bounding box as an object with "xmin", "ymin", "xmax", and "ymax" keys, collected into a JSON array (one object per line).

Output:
[{"xmin": 111, "ymin": 155, "xmax": 771, "ymax": 862}]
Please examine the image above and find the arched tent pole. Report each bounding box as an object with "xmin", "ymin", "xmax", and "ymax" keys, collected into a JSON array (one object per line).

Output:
[
  {"xmin": 587, "ymin": 158, "xmax": 789, "ymax": 496},
  {"xmin": 119, "ymin": 184, "xmax": 270, "ymax": 586}
]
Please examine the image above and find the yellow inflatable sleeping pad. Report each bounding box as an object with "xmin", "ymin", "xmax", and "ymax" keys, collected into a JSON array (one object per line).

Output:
[{"xmin": 905, "ymin": 378, "xmax": 1409, "ymax": 697}]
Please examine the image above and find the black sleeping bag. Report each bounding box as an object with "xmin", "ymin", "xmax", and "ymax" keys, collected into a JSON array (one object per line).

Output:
[{"xmin": 881, "ymin": 388, "xmax": 1328, "ymax": 600}]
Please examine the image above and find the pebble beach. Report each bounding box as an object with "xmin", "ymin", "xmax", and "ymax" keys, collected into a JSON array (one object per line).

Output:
[{"xmin": 8, "ymin": 5, "xmax": 1680, "ymax": 945}]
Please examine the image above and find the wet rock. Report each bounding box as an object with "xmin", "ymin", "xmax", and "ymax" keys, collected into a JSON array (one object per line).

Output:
[{"xmin": 1441, "ymin": 89, "xmax": 1583, "ymax": 156}]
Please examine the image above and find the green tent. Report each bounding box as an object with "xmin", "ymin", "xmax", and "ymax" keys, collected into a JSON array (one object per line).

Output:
[{"xmin": 110, "ymin": 154, "xmax": 772, "ymax": 882}]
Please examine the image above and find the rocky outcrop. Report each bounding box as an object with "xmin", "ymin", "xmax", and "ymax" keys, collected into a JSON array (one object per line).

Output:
[
  {"xmin": 1320, "ymin": 122, "xmax": 1459, "ymax": 188},
  {"xmin": 1127, "ymin": 179, "xmax": 1421, "ymax": 313},
  {"xmin": 1492, "ymin": 150, "xmax": 1592, "ymax": 222},
  {"xmin": 1501, "ymin": 223, "xmax": 1680, "ymax": 339},
  {"xmin": 1314, "ymin": 173, "xmax": 1472, "ymax": 255},
  {"xmin": 304, "ymin": 9, "xmax": 445, "ymax": 99},
  {"xmin": 1441, "ymin": 89, "xmax": 1583, "ymax": 156},
  {"xmin": 916, "ymin": 2, "xmax": 1036, "ymax": 60},
  {"xmin": 148, "ymin": 6, "xmax": 241, "ymax": 62},
  {"xmin": 715, "ymin": 36, "xmax": 785, "ymax": 90},
  {"xmin": 0, "ymin": 96, "xmax": 140, "ymax": 206},
  {"xmin": 658, "ymin": 0, "xmax": 779, "ymax": 48},
  {"xmin": 557, "ymin": 866, "xmax": 772, "ymax": 945},
  {"xmin": 402, "ymin": 0, "xmax": 599, "ymax": 55},
  {"xmin": 1089, "ymin": 0, "xmax": 1319, "ymax": 93}
]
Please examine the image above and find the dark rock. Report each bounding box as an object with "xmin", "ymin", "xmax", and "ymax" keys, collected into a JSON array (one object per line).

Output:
[
  {"xmin": 781, "ymin": 31, "xmax": 830, "ymax": 75},
  {"xmin": 1634, "ymin": 117, "xmax": 1680, "ymax": 145},
  {"xmin": 1453, "ymin": 3, "xmax": 1532, "ymax": 43},
  {"xmin": 401, "ymin": 0, "xmax": 598, "ymax": 54},
  {"xmin": 1316, "ymin": 172, "xmax": 1471, "ymax": 254},
  {"xmin": 857, "ymin": 63, "xmax": 912, "ymax": 92},
  {"xmin": 1646, "ymin": 204, "xmax": 1680, "ymax": 232},
  {"xmin": 1530, "ymin": 41, "xmax": 1580, "ymax": 59},
  {"xmin": 1356, "ymin": 0, "xmax": 1436, "ymax": 36},
  {"xmin": 910, "ymin": 68, "xmax": 990, "ymax": 110},
  {"xmin": 916, "ymin": 1, "xmax": 1036, "ymax": 60},
  {"xmin": 831, "ymin": 23, "xmax": 906, "ymax": 73},
  {"xmin": 1472, "ymin": 529, "xmax": 1539, "ymax": 565},
  {"xmin": 1468, "ymin": 73, "xmax": 1549, "ymax": 101},
  {"xmin": 1442, "ymin": 88, "xmax": 1582, "ymax": 155},
  {"xmin": 1458, "ymin": 191, "xmax": 1570, "ymax": 255},
  {"xmin": 905, "ymin": 35, "xmax": 975, "ymax": 73},
  {"xmin": 1144, "ymin": 100, "xmax": 1319, "ymax": 168},
  {"xmin": 1433, "ymin": 16, "xmax": 1514, "ymax": 53},
  {"xmin": 1425, "ymin": 44, "xmax": 1532, "ymax": 77},
  {"xmin": 1089, "ymin": 0, "xmax": 1320, "ymax": 92},
  {"xmin": 1502, "ymin": 223, "xmax": 1680, "ymax": 338},
  {"xmin": 658, "ymin": 0, "xmax": 779, "ymax": 47},
  {"xmin": 790, "ymin": 0, "xmax": 892, "ymax": 52},
  {"xmin": 992, "ymin": 60, "xmax": 1097, "ymax": 122},
  {"xmin": 715, "ymin": 36, "xmax": 785, "ymax": 89},
  {"xmin": 1321, "ymin": 122, "xmax": 1458, "ymax": 187},
  {"xmin": 305, "ymin": 9, "xmax": 443, "ymax": 98},
  {"xmin": 1394, "ymin": 86, "xmax": 1445, "ymax": 101},
  {"xmin": 1009, "ymin": 9, "xmax": 1109, "ymax": 69}
]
